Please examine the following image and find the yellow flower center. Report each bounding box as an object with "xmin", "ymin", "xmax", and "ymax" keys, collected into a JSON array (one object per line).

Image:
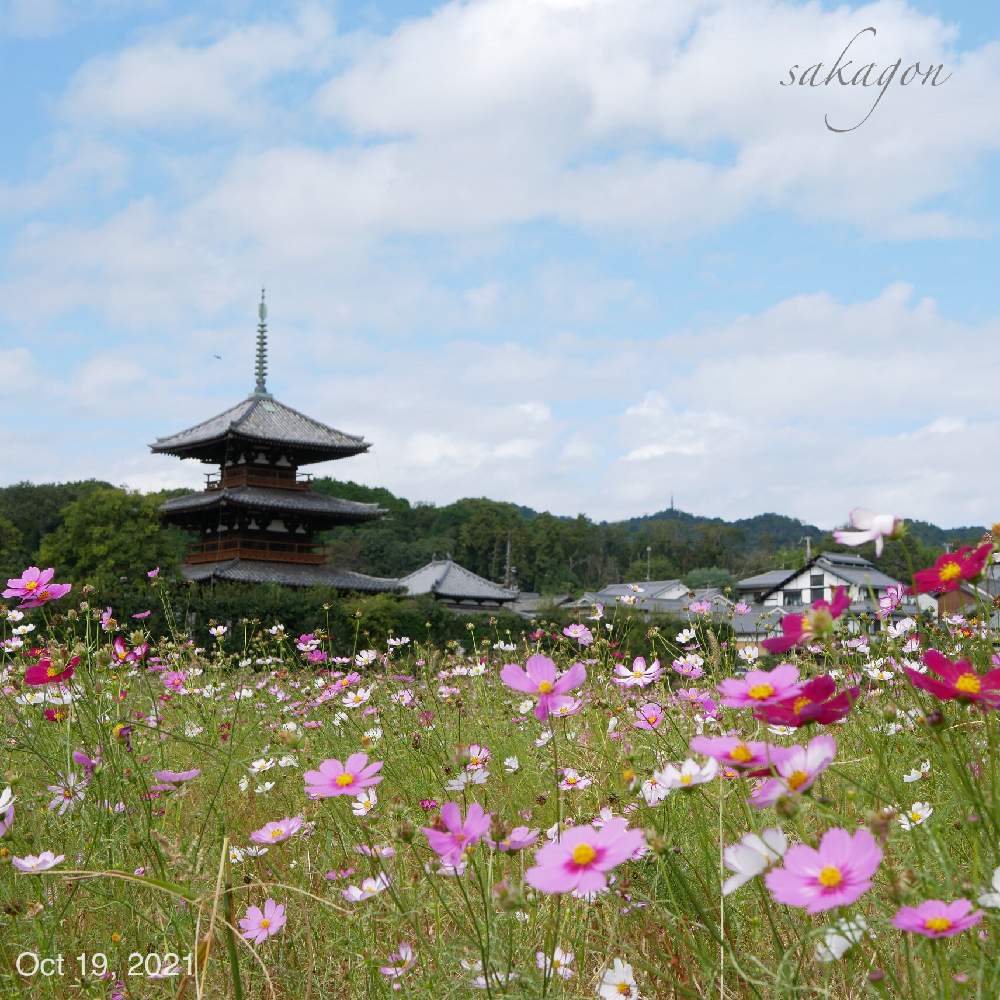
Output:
[
  {"xmin": 909, "ymin": 810, "xmax": 922, "ymax": 821},
  {"xmin": 46, "ymin": 664, "xmax": 62, "ymax": 677},
  {"xmin": 748, "ymin": 683, "xmax": 774, "ymax": 700},
  {"xmin": 537, "ymin": 680, "xmax": 554, "ymax": 694},
  {"xmin": 335, "ymin": 773, "xmax": 355, "ymax": 787},
  {"xmin": 792, "ymin": 696, "xmax": 811, "ymax": 715},
  {"xmin": 729, "ymin": 745, "xmax": 753, "ymax": 763},
  {"xmin": 271, "ymin": 828, "xmax": 284, "ymax": 838},
  {"xmin": 786, "ymin": 770, "xmax": 809, "ymax": 791},
  {"xmin": 259, "ymin": 918, "xmax": 271, "ymax": 930},
  {"xmin": 817, "ymin": 866, "xmax": 842, "ymax": 887},
  {"xmin": 25, "ymin": 580, "xmax": 38, "ymax": 591},
  {"xmin": 571, "ymin": 843, "xmax": 597, "ymax": 866},
  {"xmin": 939, "ymin": 561, "xmax": 962, "ymax": 582},
  {"xmin": 645, "ymin": 714, "xmax": 658, "ymax": 724},
  {"xmin": 680, "ymin": 774, "xmax": 693, "ymax": 785},
  {"xmin": 955, "ymin": 672, "xmax": 981, "ymax": 694},
  {"xmin": 924, "ymin": 916, "xmax": 952, "ymax": 932},
  {"xmin": 617, "ymin": 986, "xmax": 633, "ymax": 997}
]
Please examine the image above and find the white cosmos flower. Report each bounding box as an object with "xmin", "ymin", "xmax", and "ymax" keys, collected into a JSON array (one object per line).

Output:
[
  {"xmin": 654, "ymin": 757, "xmax": 719, "ymax": 793},
  {"xmin": 342, "ymin": 873, "xmax": 390, "ymax": 902},
  {"xmin": 903, "ymin": 761, "xmax": 931, "ymax": 783},
  {"xmin": 815, "ymin": 916, "xmax": 870, "ymax": 962},
  {"xmin": 722, "ymin": 828, "xmax": 787, "ymax": 896},
  {"xmin": 598, "ymin": 958, "xmax": 640, "ymax": 999},
  {"xmin": 675, "ymin": 628, "xmax": 697, "ymax": 644},
  {"xmin": 352, "ymin": 789, "xmax": 378, "ymax": 816},
  {"xmin": 343, "ymin": 687, "xmax": 372, "ymax": 708},
  {"xmin": 503, "ymin": 756, "xmax": 520, "ymax": 773},
  {"xmin": 445, "ymin": 769, "xmax": 489, "ymax": 792},
  {"xmin": 12, "ymin": 851, "xmax": 65, "ymax": 873},
  {"xmin": 536, "ymin": 946, "xmax": 574, "ymax": 979},
  {"xmin": 254, "ymin": 781, "xmax": 275, "ymax": 794},
  {"xmin": 640, "ymin": 774, "xmax": 668, "ymax": 806},
  {"xmin": 249, "ymin": 757, "xmax": 276, "ymax": 774},
  {"xmin": 0, "ymin": 787, "xmax": 15, "ymax": 813},
  {"xmin": 898, "ymin": 802, "xmax": 933, "ymax": 830},
  {"xmin": 977, "ymin": 866, "xmax": 1000, "ymax": 908}
]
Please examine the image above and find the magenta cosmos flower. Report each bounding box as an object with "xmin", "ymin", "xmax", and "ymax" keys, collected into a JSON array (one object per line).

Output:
[
  {"xmin": 4, "ymin": 566, "xmax": 55, "ymax": 600},
  {"xmin": 500, "ymin": 655, "xmax": 586, "ymax": 721},
  {"xmin": 750, "ymin": 734, "xmax": 837, "ymax": 808},
  {"xmin": 753, "ymin": 675, "xmax": 860, "ymax": 728},
  {"xmin": 304, "ymin": 753, "xmax": 383, "ymax": 799},
  {"xmin": 525, "ymin": 818, "xmax": 646, "ymax": 895},
  {"xmin": 24, "ymin": 655, "xmax": 79, "ymax": 687},
  {"xmin": 422, "ymin": 801, "xmax": 492, "ymax": 866},
  {"xmin": 765, "ymin": 827, "xmax": 881, "ymax": 913},
  {"xmin": 891, "ymin": 899, "xmax": 984, "ymax": 938},
  {"xmin": 761, "ymin": 588, "xmax": 850, "ymax": 654},
  {"xmin": 904, "ymin": 649, "xmax": 1000, "ymax": 707},
  {"xmin": 153, "ymin": 768, "xmax": 201, "ymax": 784},
  {"xmin": 239, "ymin": 898, "xmax": 286, "ymax": 944},
  {"xmin": 250, "ymin": 815, "xmax": 304, "ymax": 844},
  {"xmin": 717, "ymin": 663, "xmax": 802, "ymax": 709}
]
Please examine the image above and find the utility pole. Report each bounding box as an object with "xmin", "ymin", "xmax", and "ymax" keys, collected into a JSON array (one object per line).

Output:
[
  {"xmin": 802, "ymin": 536, "xmax": 812, "ymax": 563},
  {"xmin": 504, "ymin": 533, "xmax": 513, "ymax": 588},
  {"xmin": 646, "ymin": 545, "xmax": 652, "ymax": 582}
]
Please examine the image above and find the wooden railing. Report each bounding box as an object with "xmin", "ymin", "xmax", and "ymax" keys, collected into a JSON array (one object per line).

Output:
[
  {"xmin": 204, "ymin": 467, "xmax": 314, "ymax": 492},
  {"xmin": 185, "ymin": 537, "xmax": 326, "ymax": 565}
]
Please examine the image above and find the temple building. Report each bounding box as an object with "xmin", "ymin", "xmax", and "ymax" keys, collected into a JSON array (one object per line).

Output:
[{"xmin": 150, "ymin": 294, "xmax": 400, "ymax": 593}]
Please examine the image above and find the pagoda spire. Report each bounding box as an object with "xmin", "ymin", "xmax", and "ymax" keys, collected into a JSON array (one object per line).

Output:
[{"xmin": 254, "ymin": 289, "xmax": 270, "ymax": 396}]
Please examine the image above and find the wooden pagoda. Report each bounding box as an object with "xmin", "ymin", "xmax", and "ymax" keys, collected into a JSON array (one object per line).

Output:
[{"xmin": 150, "ymin": 293, "xmax": 400, "ymax": 593}]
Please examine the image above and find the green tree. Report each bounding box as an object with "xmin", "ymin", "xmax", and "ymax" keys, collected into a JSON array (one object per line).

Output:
[
  {"xmin": 37, "ymin": 487, "xmax": 185, "ymax": 587},
  {"xmin": 0, "ymin": 513, "xmax": 28, "ymax": 582},
  {"xmin": 683, "ymin": 566, "xmax": 737, "ymax": 590}
]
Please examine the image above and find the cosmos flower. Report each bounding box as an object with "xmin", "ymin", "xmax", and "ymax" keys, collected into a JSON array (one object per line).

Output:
[
  {"xmin": 304, "ymin": 753, "xmax": 383, "ymax": 798},
  {"xmin": 718, "ymin": 663, "xmax": 803, "ymax": 708},
  {"xmin": 903, "ymin": 649, "xmax": 1000, "ymax": 707},
  {"xmin": 632, "ymin": 703, "xmax": 665, "ymax": 730},
  {"xmin": 722, "ymin": 828, "xmax": 788, "ymax": 896},
  {"xmin": 342, "ymin": 874, "xmax": 391, "ymax": 902},
  {"xmin": 0, "ymin": 787, "xmax": 15, "ymax": 838},
  {"xmin": 612, "ymin": 657, "xmax": 661, "ymax": 688},
  {"xmin": 12, "ymin": 851, "xmax": 65, "ymax": 873},
  {"xmin": 898, "ymin": 802, "xmax": 933, "ymax": 830},
  {"xmin": 977, "ymin": 866, "xmax": 1000, "ymax": 908},
  {"xmin": 238, "ymin": 899, "xmax": 286, "ymax": 944},
  {"xmin": 911, "ymin": 543, "xmax": 993, "ymax": 594},
  {"xmin": 4, "ymin": 566, "xmax": 71, "ymax": 607},
  {"xmin": 536, "ymin": 946, "xmax": 574, "ymax": 980},
  {"xmin": 249, "ymin": 815, "xmax": 304, "ymax": 844},
  {"xmin": 750, "ymin": 734, "xmax": 837, "ymax": 808},
  {"xmin": 24, "ymin": 655, "xmax": 79, "ymax": 687},
  {"xmin": 833, "ymin": 509, "xmax": 902, "ymax": 557},
  {"xmin": 494, "ymin": 826, "xmax": 539, "ymax": 852},
  {"xmin": 380, "ymin": 942, "xmax": 416, "ymax": 982},
  {"xmin": 877, "ymin": 584, "xmax": 905, "ymax": 620},
  {"xmin": 761, "ymin": 589, "xmax": 850, "ymax": 655},
  {"xmin": 152, "ymin": 769, "xmax": 201, "ymax": 784},
  {"xmin": 689, "ymin": 735, "xmax": 789, "ymax": 771},
  {"xmin": 558, "ymin": 768, "xmax": 591, "ymax": 791},
  {"xmin": 765, "ymin": 827, "xmax": 882, "ymax": 913},
  {"xmin": 815, "ymin": 916, "xmax": 870, "ymax": 962},
  {"xmin": 500, "ymin": 655, "xmax": 586, "ymax": 722},
  {"xmin": 752, "ymin": 675, "xmax": 859, "ymax": 728},
  {"xmin": 562, "ymin": 623, "xmax": 594, "ymax": 646},
  {"xmin": 891, "ymin": 899, "xmax": 984, "ymax": 938},
  {"xmin": 422, "ymin": 802, "xmax": 492, "ymax": 867},
  {"xmin": 598, "ymin": 959, "xmax": 640, "ymax": 999},
  {"xmin": 525, "ymin": 818, "xmax": 645, "ymax": 894}
]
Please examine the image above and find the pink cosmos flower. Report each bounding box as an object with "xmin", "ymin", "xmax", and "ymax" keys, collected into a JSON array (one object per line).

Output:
[
  {"xmin": 765, "ymin": 827, "xmax": 882, "ymax": 913},
  {"xmin": 494, "ymin": 826, "xmax": 539, "ymax": 852},
  {"xmin": 250, "ymin": 815, "xmax": 304, "ymax": 844},
  {"xmin": 877, "ymin": 583, "xmax": 905, "ymax": 620},
  {"xmin": 733, "ymin": 601, "xmax": 752, "ymax": 615},
  {"xmin": 500, "ymin": 655, "xmax": 586, "ymax": 721},
  {"xmin": 689, "ymin": 735, "xmax": 789, "ymax": 771},
  {"xmin": 147, "ymin": 567, "xmax": 160, "ymax": 578},
  {"xmin": 380, "ymin": 942, "xmax": 417, "ymax": 982},
  {"xmin": 689, "ymin": 600, "xmax": 712, "ymax": 615},
  {"xmin": 525, "ymin": 818, "xmax": 645, "ymax": 895},
  {"xmin": 12, "ymin": 851, "xmax": 65, "ymax": 873},
  {"xmin": 562, "ymin": 623, "xmax": 594, "ymax": 647},
  {"xmin": 422, "ymin": 801, "xmax": 492, "ymax": 866},
  {"xmin": 303, "ymin": 753, "xmax": 383, "ymax": 798},
  {"xmin": 632, "ymin": 703, "xmax": 665, "ymax": 730},
  {"xmin": 761, "ymin": 588, "xmax": 850, "ymax": 654},
  {"xmin": 891, "ymin": 899, "xmax": 984, "ymax": 938},
  {"xmin": 612, "ymin": 657, "xmax": 662, "ymax": 688},
  {"xmin": 750, "ymin": 734, "xmax": 837, "ymax": 808},
  {"xmin": 833, "ymin": 509, "xmax": 902, "ymax": 557},
  {"xmin": 239, "ymin": 898, "xmax": 286, "ymax": 944},
  {"xmin": 152, "ymin": 768, "xmax": 201, "ymax": 784},
  {"xmin": 4, "ymin": 566, "xmax": 55, "ymax": 599},
  {"xmin": 717, "ymin": 663, "xmax": 802, "ymax": 708}
]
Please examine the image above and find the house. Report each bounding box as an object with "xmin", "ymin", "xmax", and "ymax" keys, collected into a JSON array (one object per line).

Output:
[
  {"xmin": 400, "ymin": 559, "xmax": 518, "ymax": 613},
  {"xmin": 569, "ymin": 580, "xmax": 733, "ymax": 617}
]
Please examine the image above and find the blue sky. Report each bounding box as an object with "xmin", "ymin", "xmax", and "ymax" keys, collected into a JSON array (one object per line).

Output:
[{"xmin": 1, "ymin": 0, "xmax": 999, "ymax": 527}]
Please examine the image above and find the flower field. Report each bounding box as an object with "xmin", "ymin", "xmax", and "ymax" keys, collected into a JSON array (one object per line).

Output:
[{"xmin": 1, "ymin": 540, "xmax": 999, "ymax": 999}]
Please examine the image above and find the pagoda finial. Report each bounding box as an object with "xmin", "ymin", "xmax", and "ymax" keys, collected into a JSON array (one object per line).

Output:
[{"xmin": 254, "ymin": 288, "xmax": 269, "ymax": 395}]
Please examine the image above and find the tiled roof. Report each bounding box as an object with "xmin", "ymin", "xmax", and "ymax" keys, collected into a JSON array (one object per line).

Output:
[
  {"xmin": 161, "ymin": 486, "xmax": 383, "ymax": 523},
  {"xmin": 151, "ymin": 394, "xmax": 369, "ymax": 462},
  {"xmin": 400, "ymin": 560, "xmax": 517, "ymax": 602},
  {"xmin": 737, "ymin": 570, "xmax": 794, "ymax": 589},
  {"xmin": 181, "ymin": 559, "xmax": 401, "ymax": 592}
]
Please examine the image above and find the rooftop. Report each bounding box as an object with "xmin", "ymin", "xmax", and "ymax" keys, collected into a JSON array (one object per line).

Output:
[
  {"xmin": 160, "ymin": 485, "xmax": 384, "ymax": 524},
  {"xmin": 400, "ymin": 559, "xmax": 517, "ymax": 603},
  {"xmin": 181, "ymin": 559, "xmax": 401, "ymax": 593}
]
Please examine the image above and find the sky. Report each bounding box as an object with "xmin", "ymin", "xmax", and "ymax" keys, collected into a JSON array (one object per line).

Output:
[{"xmin": 1, "ymin": 0, "xmax": 999, "ymax": 528}]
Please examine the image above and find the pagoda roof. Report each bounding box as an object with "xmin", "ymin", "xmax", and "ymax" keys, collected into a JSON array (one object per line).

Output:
[
  {"xmin": 400, "ymin": 559, "xmax": 517, "ymax": 603},
  {"xmin": 181, "ymin": 559, "xmax": 401, "ymax": 593},
  {"xmin": 160, "ymin": 486, "xmax": 383, "ymax": 525},
  {"xmin": 150, "ymin": 393, "xmax": 370, "ymax": 465}
]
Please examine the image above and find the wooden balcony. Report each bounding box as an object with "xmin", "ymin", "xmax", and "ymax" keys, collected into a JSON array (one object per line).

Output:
[
  {"xmin": 205, "ymin": 467, "xmax": 314, "ymax": 492},
  {"xmin": 185, "ymin": 537, "xmax": 326, "ymax": 565}
]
